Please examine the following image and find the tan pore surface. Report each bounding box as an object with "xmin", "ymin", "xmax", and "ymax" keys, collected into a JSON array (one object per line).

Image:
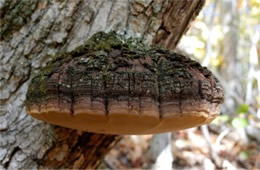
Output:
[{"xmin": 26, "ymin": 98, "xmax": 220, "ymax": 135}]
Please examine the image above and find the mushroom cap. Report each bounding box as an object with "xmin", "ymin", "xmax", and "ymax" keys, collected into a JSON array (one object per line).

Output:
[{"xmin": 25, "ymin": 32, "xmax": 224, "ymax": 135}]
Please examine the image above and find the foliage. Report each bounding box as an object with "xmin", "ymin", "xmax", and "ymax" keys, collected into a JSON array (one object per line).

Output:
[
  {"xmin": 179, "ymin": 0, "xmax": 259, "ymax": 123},
  {"xmin": 176, "ymin": 0, "xmax": 260, "ymax": 168}
]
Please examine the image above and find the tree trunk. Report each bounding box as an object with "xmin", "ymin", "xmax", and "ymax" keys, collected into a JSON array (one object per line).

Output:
[
  {"xmin": 219, "ymin": 0, "xmax": 240, "ymax": 114},
  {"xmin": 144, "ymin": 133, "xmax": 173, "ymax": 170},
  {"xmin": 0, "ymin": 0, "xmax": 205, "ymax": 169}
]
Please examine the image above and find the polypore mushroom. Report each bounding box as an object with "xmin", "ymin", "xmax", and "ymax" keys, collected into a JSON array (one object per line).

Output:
[{"xmin": 25, "ymin": 32, "xmax": 224, "ymax": 135}]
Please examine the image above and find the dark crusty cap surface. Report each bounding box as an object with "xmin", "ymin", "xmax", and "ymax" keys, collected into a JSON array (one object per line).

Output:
[{"xmin": 25, "ymin": 32, "xmax": 224, "ymax": 135}]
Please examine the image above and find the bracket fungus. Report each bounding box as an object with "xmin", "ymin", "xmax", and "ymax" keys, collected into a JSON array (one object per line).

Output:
[{"xmin": 25, "ymin": 32, "xmax": 224, "ymax": 135}]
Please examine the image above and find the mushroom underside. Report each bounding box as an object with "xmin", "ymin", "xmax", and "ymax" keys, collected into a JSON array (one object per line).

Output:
[{"xmin": 27, "ymin": 97, "xmax": 221, "ymax": 134}]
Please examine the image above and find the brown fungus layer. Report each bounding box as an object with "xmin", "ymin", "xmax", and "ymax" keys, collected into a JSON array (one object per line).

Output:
[{"xmin": 25, "ymin": 32, "xmax": 224, "ymax": 135}]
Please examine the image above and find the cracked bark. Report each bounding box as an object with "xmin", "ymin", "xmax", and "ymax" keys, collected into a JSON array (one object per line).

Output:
[{"xmin": 0, "ymin": 0, "xmax": 205, "ymax": 169}]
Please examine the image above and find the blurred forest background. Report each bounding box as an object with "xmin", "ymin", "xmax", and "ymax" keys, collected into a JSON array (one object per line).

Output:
[{"xmin": 102, "ymin": 0, "xmax": 260, "ymax": 169}]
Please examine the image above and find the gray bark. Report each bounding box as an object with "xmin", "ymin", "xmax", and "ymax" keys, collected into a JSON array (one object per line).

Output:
[
  {"xmin": 144, "ymin": 133, "xmax": 173, "ymax": 170},
  {"xmin": 0, "ymin": 0, "xmax": 204, "ymax": 169}
]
